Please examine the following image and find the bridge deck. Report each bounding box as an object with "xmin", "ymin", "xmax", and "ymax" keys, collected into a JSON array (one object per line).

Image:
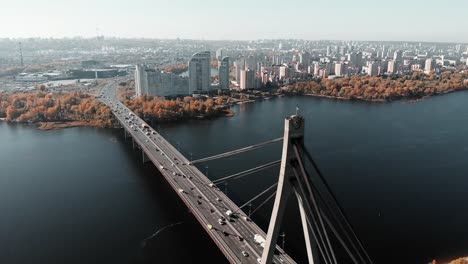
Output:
[{"xmin": 99, "ymin": 80, "xmax": 296, "ymax": 264}]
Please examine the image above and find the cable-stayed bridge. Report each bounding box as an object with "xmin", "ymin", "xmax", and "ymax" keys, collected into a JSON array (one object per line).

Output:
[{"xmin": 99, "ymin": 80, "xmax": 372, "ymax": 264}]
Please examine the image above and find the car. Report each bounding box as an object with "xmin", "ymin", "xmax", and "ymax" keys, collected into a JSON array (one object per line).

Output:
[
  {"xmin": 155, "ymin": 148, "xmax": 159, "ymax": 151},
  {"xmin": 242, "ymin": 251, "xmax": 249, "ymax": 257},
  {"xmin": 159, "ymin": 165, "xmax": 164, "ymax": 169},
  {"xmin": 172, "ymin": 172, "xmax": 177, "ymax": 176},
  {"xmin": 216, "ymin": 198, "xmax": 222, "ymax": 202},
  {"xmin": 218, "ymin": 218, "xmax": 225, "ymax": 225}
]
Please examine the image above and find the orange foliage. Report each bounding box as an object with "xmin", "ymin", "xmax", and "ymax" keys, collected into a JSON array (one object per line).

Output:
[
  {"xmin": 288, "ymin": 71, "xmax": 468, "ymax": 101},
  {"xmin": 0, "ymin": 91, "xmax": 113, "ymax": 127},
  {"xmin": 123, "ymin": 96, "xmax": 225, "ymax": 122}
]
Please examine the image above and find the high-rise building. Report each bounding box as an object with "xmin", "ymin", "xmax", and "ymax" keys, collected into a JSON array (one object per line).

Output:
[
  {"xmin": 388, "ymin": 60, "xmax": 398, "ymax": 74},
  {"xmin": 326, "ymin": 46, "xmax": 331, "ymax": 56},
  {"xmin": 188, "ymin": 51, "xmax": 211, "ymax": 94},
  {"xmin": 240, "ymin": 68, "xmax": 255, "ymax": 90},
  {"xmin": 279, "ymin": 65, "xmax": 293, "ymax": 80},
  {"xmin": 393, "ymin": 50, "xmax": 403, "ymax": 61},
  {"xmin": 368, "ymin": 62, "xmax": 379, "ymax": 76},
  {"xmin": 216, "ymin": 48, "xmax": 224, "ymax": 61},
  {"xmin": 335, "ymin": 62, "xmax": 345, "ymax": 77},
  {"xmin": 218, "ymin": 57, "xmax": 230, "ymax": 89},
  {"xmin": 135, "ymin": 65, "xmax": 189, "ymax": 97},
  {"xmin": 348, "ymin": 52, "xmax": 362, "ymax": 67},
  {"xmin": 234, "ymin": 58, "xmax": 245, "ymax": 81},
  {"xmin": 135, "ymin": 64, "xmax": 148, "ymax": 96},
  {"xmin": 424, "ymin": 59, "xmax": 435, "ymax": 74},
  {"xmin": 299, "ymin": 52, "xmax": 311, "ymax": 69},
  {"xmin": 245, "ymin": 55, "xmax": 257, "ymax": 72}
]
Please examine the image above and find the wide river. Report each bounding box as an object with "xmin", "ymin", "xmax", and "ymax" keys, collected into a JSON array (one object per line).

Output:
[{"xmin": 1, "ymin": 92, "xmax": 468, "ymax": 264}]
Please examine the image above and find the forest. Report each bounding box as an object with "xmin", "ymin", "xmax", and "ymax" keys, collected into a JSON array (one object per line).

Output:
[
  {"xmin": 123, "ymin": 95, "xmax": 228, "ymax": 122},
  {"xmin": 0, "ymin": 91, "xmax": 114, "ymax": 127},
  {"xmin": 287, "ymin": 71, "xmax": 468, "ymax": 102}
]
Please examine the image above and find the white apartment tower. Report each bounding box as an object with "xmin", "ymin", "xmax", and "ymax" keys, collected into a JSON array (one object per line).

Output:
[
  {"xmin": 424, "ymin": 59, "xmax": 435, "ymax": 74},
  {"xmin": 240, "ymin": 68, "xmax": 255, "ymax": 90},
  {"xmin": 188, "ymin": 51, "xmax": 211, "ymax": 94},
  {"xmin": 218, "ymin": 56, "xmax": 230, "ymax": 89}
]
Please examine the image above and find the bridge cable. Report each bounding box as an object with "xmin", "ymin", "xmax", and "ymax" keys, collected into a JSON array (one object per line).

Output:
[
  {"xmin": 293, "ymin": 142, "xmax": 366, "ymax": 263},
  {"xmin": 248, "ymin": 191, "xmax": 276, "ymax": 216},
  {"xmin": 291, "ymin": 164, "xmax": 336, "ymax": 264},
  {"xmin": 211, "ymin": 160, "xmax": 281, "ymax": 184},
  {"xmin": 191, "ymin": 137, "xmax": 283, "ymax": 164},
  {"xmin": 296, "ymin": 142, "xmax": 373, "ymax": 264},
  {"xmin": 238, "ymin": 183, "xmax": 278, "ymax": 211}
]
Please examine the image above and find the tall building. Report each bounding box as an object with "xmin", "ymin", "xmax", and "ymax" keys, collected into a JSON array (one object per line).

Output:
[
  {"xmin": 348, "ymin": 52, "xmax": 362, "ymax": 67},
  {"xmin": 368, "ymin": 62, "xmax": 379, "ymax": 76},
  {"xmin": 393, "ymin": 50, "xmax": 403, "ymax": 61},
  {"xmin": 135, "ymin": 64, "xmax": 148, "ymax": 96},
  {"xmin": 135, "ymin": 65, "xmax": 189, "ymax": 97},
  {"xmin": 326, "ymin": 46, "xmax": 331, "ymax": 56},
  {"xmin": 218, "ymin": 56, "xmax": 230, "ymax": 89},
  {"xmin": 388, "ymin": 60, "xmax": 398, "ymax": 74},
  {"xmin": 335, "ymin": 62, "xmax": 345, "ymax": 77},
  {"xmin": 424, "ymin": 59, "xmax": 435, "ymax": 74},
  {"xmin": 188, "ymin": 51, "xmax": 211, "ymax": 94},
  {"xmin": 234, "ymin": 58, "xmax": 245, "ymax": 81},
  {"xmin": 216, "ymin": 48, "xmax": 224, "ymax": 61},
  {"xmin": 240, "ymin": 68, "xmax": 255, "ymax": 90},
  {"xmin": 245, "ymin": 55, "xmax": 257, "ymax": 72},
  {"xmin": 299, "ymin": 52, "xmax": 311, "ymax": 69}
]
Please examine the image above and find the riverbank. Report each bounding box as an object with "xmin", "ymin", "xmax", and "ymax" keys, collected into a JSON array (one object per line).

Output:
[{"xmin": 37, "ymin": 121, "xmax": 98, "ymax": 131}]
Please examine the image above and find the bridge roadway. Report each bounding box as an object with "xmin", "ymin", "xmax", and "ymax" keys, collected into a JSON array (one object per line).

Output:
[{"xmin": 99, "ymin": 80, "xmax": 296, "ymax": 264}]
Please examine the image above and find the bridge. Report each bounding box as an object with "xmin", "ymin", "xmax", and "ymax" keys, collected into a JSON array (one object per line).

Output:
[{"xmin": 99, "ymin": 79, "xmax": 373, "ymax": 264}]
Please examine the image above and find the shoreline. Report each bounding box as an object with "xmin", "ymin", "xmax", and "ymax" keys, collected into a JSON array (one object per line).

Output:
[{"xmin": 37, "ymin": 121, "xmax": 97, "ymax": 131}]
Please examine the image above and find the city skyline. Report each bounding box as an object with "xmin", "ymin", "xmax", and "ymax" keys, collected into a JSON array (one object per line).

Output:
[{"xmin": 1, "ymin": 0, "xmax": 467, "ymax": 43}]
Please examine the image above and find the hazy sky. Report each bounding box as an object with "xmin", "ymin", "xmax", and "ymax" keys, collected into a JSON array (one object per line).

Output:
[{"xmin": 1, "ymin": 0, "xmax": 467, "ymax": 42}]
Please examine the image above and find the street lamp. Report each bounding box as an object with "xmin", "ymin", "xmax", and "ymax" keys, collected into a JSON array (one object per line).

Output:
[{"xmin": 280, "ymin": 232, "xmax": 286, "ymax": 249}]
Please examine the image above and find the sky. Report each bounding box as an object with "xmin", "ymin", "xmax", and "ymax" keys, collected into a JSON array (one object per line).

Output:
[{"xmin": 1, "ymin": 0, "xmax": 467, "ymax": 42}]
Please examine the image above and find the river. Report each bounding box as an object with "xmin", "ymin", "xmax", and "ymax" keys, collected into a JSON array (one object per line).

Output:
[{"xmin": 1, "ymin": 92, "xmax": 468, "ymax": 263}]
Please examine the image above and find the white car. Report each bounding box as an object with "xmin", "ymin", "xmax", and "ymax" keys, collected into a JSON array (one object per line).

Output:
[{"xmin": 242, "ymin": 251, "xmax": 248, "ymax": 257}]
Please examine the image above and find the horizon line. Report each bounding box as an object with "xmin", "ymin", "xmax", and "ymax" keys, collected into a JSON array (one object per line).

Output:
[{"xmin": 0, "ymin": 36, "xmax": 467, "ymax": 45}]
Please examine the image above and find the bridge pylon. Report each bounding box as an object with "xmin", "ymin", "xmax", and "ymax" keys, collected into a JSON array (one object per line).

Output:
[
  {"xmin": 261, "ymin": 115, "xmax": 320, "ymax": 264},
  {"xmin": 261, "ymin": 115, "xmax": 372, "ymax": 264}
]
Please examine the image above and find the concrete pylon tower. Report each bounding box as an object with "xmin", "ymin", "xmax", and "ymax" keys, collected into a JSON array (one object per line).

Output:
[{"xmin": 261, "ymin": 115, "xmax": 318, "ymax": 264}]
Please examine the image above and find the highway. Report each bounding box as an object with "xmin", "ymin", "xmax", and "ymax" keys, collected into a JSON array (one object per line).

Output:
[{"xmin": 98, "ymin": 79, "xmax": 296, "ymax": 264}]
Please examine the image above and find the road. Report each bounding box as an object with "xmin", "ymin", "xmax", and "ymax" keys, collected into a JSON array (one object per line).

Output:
[{"xmin": 98, "ymin": 79, "xmax": 296, "ymax": 264}]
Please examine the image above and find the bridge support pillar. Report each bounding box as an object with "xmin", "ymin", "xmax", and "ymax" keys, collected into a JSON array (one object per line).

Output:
[
  {"xmin": 124, "ymin": 129, "xmax": 127, "ymax": 140},
  {"xmin": 261, "ymin": 115, "xmax": 318, "ymax": 264},
  {"xmin": 132, "ymin": 138, "xmax": 135, "ymax": 150},
  {"xmin": 142, "ymin": 150, "xmax": 149, "ymax": 164}
]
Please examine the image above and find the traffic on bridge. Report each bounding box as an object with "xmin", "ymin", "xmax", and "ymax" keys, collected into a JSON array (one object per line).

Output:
[{"xmin": 98, "ymin": 80, "xmax": 296, "ymax": 264}]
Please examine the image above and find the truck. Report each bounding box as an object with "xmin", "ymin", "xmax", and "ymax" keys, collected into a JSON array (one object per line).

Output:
[{"xmin": 254, "ymin": 234, "xmax": 266, "ymax": 248}]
